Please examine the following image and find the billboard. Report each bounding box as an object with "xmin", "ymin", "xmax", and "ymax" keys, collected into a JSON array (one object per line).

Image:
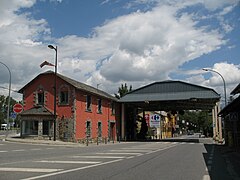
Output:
[{"xmin": 150, "ymin": 114, "xmax": 161, "ymax": 128}]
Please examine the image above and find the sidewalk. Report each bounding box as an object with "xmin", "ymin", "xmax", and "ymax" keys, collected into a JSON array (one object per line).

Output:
[
  {"xmin": 217, "ymin": 144, "xmax": 240, "ymax": 180},
  {"xmin": 2, "ymin": 134, "xmax": 84, "ymax": 147},
  {"xmin": 2, "ymin": 133, "xmax": 119, "ymax": 147}
]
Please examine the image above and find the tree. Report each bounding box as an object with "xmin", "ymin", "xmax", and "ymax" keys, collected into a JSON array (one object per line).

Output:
[
  {"xmin": 115, "ymin": 83, "xmax": 132, "ymax": 99},
  {"xmin": 0, "ymin": 94, "xmax": 18, "ymax": 125},
  {"xmin": 179, "ymin": 110, "xmax": 212, "ymax": 136}
]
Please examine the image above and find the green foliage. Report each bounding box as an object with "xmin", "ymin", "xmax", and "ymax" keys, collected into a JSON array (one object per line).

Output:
[
  {"xmin": 0, "ymin": 94, "xmax": 18, "ymax": 125},
  {"xmin": 179, "ymin": 110, "xmax": 212, "ymax": 135},
  {"xmin": 115, "ymin": 83, "xmax": 133, "ymax": 99}
]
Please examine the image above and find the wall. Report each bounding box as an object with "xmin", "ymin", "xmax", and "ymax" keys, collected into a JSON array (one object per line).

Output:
[{"xmin": 75, "ymin": 90, "xmax": 116, "ymax": 142}]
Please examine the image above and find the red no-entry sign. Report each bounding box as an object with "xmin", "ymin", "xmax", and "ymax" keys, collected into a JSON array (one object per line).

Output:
[{"xmin": 13, "ymin": 103, "xmax": 23, "ymax": 113}]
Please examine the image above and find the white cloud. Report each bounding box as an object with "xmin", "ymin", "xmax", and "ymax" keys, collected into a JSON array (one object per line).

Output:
[
  {"xmin": 186, "ymin": 62, "xmax": 240, "ymax": 101},
  {"xmin": 0, "ymin": 0, "xmax": 239, "ymax": 102}
]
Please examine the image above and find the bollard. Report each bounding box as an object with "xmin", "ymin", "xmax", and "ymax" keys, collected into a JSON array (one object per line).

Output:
[
  {"xmin": 97, "ymin": 137, "xmax": 99, "ymax": 145},
  {"xmin": 119, "ymin": 136, "xmax": 121, "ymax": 143},
  {"xmin": 105, "ymin": 137, "xmax": 107, "ymax": 144},
  {"xmin": 86, "ymin": 136, "xmax": 89, "ymax": 146}
]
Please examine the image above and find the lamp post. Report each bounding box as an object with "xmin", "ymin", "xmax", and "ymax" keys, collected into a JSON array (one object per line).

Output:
[
  {"xmin": 48, "ymin": 45, "xmax": 57, "ymax": 141},
  {"xmin": 202, "ymin": 68, "xmax": 227, "ymax": 107},
  {"xmin": 203, "ymin": 68, "xmax": 226, "ymax": 143},
  {"xmin": 0, "ymin": 61, "xmax": 11, "ymax": 137}
]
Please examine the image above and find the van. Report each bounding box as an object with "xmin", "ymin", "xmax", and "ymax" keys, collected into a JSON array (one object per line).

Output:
[{"xmin": 1, "ymin": 124, "xmax": 7, "ymax": 130}]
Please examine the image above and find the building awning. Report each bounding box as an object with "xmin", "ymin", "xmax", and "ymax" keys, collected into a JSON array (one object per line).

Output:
[
  {"xmin": 218, "ymin": 95, "xmax": 240, "ymax": 116},
  {"xmin": 20, "ymin": 105, "xmax": 54, "ymax": 116},
  {"xmin": 119, "ymin": 80, "xmax": 220, "ymax": 111}
]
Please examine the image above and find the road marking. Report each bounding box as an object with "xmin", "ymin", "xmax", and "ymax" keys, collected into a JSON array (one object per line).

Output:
[
  {"xmin": 30, "ymin": 148, "xmax": 41, "ymax": 151},
  {"xmin": 121, "ymin": 147, "xmax": 156, "ymax": 150},
  {"xmin": 71, "ymin": 156, "xmax": 125, "ymax": 159},
  {"xmin": 0, "ymin": 150, "xmax": 7, "ymax": 153},
  {"xmin": 12, "ymin": 149, "xmax": 25, "ymax": 152},
  {"xmin": 110, "ymin": 149, "xmax": 150, "ymax": 152},
  {"xmin": 46, "ymin": 148, "xmax": 54, "ymax": 150},
  {"xmin": 202, "ymin": 175, "xmax": 211, "ymax": 180},
  {"xmin": 21, "ymin": 159, "xmax": 123, "ymax": 180},
  {"xmin": 22, "ymin": 143, "xmax": 179, "ymax": 180},
  {"xmin": 36, "ymin": 160, "xmax": 101, "ymax": 164},
  {"xmin": 0, "ymin": 168, "xmax": 63, "ymax": 173},
  {"xmin": 96, "ymin": 152, "xmax": 142, "ymax": 155}
]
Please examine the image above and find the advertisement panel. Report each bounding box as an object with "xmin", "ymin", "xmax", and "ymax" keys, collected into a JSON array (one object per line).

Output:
[{"xmin": 150, "ymin": 114, "xmax": 161, "ymax": 128}]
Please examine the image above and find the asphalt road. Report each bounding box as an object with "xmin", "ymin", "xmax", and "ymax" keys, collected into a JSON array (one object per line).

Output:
[{"xmin": 0, "ymin": 138, "xmax": 234, "ymax": 180}]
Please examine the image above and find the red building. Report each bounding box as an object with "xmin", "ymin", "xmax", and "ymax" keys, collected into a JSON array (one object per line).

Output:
[{"xmin": 18, "ymin": 71, "xmax": 118, "ymax": 142}]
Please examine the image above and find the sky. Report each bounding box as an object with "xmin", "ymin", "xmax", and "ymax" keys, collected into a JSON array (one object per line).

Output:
[{"xmin": 0, "ymin": 0, "xmax": 240, "ymax": 106}]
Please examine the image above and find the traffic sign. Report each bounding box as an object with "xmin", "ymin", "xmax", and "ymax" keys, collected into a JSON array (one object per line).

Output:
[
  {"xmin": 10, "ymin": 112, "xmax": 17, "ymax": 119},
  {"xmin": 13, "ymin": 103, "xmax": 23, "ymax": 113}
]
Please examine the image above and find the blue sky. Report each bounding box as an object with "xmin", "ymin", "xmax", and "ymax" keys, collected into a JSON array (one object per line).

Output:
[{"xmin": 0, "ymin": 0, "xmax": 239, "ymax": 104}]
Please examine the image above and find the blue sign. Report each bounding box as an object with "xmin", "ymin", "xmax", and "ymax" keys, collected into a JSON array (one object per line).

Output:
[{"xmin": 10, "ymin": 112, "xmax": 17, "ymax": 119}]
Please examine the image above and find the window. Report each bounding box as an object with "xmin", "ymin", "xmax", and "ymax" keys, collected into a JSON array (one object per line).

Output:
[
  {"xmin": 97, "ymin": 99, "xmax": 102, "ymax": 113},
  {"xmin": 59, "ymin": 86, "xmax": 69, "ymax": 105},
  {"xmin": 37, "ymin": 89, "xmax": 44, "ymax": 105},
  {"xmin": 86, "ymin": 95, "xmax": 92, "ymax": 111},
  {"xmin": 86, "ymin": 121, "xmax": 91, "ymax": 137},
  {"xmin": 111, "ymin": 102, "xmax": 115, "ymax": 115},
  {"xmin": 98, "ymin": 122, "xmax": 102, "ymax": 137},
  {"xmin": 60, "ymin": 91, "xmax": 68, "ymax": 104}
]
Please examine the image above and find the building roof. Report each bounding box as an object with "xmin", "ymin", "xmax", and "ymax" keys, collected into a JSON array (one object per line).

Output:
[
  {"xmin": 219, "ymin": 95, "xmax": 240, "ymax": 116},
  {"xmin": 20, "ymin": 105, "xmax": 54, "ymax": 116},
  {"xmin": 231, "ymin": 83, "xmax": 240, "ymax": 95},
  {"xmin": 119, "ymin": 80, "xmax": 220, "ymax": 110},
  {"xmin": 19, "ymin": 71, "xmax": 117, "ymax": 101}
]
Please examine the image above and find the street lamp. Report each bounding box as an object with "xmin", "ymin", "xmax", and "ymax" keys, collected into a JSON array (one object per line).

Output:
[
  {"xmin": 0, "ymin": 61, "xmax": 11, "ymax": 137},
  {"xmin": 48, "ymin": 45, "xmax": 57, "ymax": 141},
  {"xmin": 202, "ymin": 68, "xmax": 227, "ymax": 107}
]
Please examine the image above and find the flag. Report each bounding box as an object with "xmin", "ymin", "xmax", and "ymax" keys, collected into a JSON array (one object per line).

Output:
[{"xmin": 40, "ymin": 61, "xmax": 55, "ymax": 68}]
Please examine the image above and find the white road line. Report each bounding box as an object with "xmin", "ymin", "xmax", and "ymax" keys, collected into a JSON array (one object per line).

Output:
[
  {"xmin": 46, "ymin": 148, "xmax": 54, "ymax": 150},
  {"xmin": 12, "ymin": 149, "xmax": 25, "ymax": 152},
  {"xmin": 0, "ymin": 168, "xmax": 63, "ymax": 173},
  {"xmin": 0, "ymin": 144, "xmax": 4, "ymax": 145},
  {"xmin": 22, "ymin": 143, "xmax": 179, "ymax": 180},
  {"xmin": 36, "ymin": 160, "xmax": 101, "ymax": 164},
  {"xmin": 21, "ymin": 159, "xmax": 123, "ymax": 180},
  {"xmin": 120, "ymin": 147, "xmax": 156, "ymax": 150},
  {"xmin": 110, "ymin": 149, "xmax": 150, "ymax": 152},
  {"xmin": 0, "ymin": 151, "xmax": 7, "ymax": 153},
  {"xmin": 202, "ymin": 175, "xmax": 211, "ymax": 180},
  {"xmin": 96, "ymin": 152, "xmax": 142, "ymax": 155},
  {"xmin": 30, "ymin": 149, "xmax": 41, "ymax": 151},
  {"xmin": 70, "ymin": 156, "xmax": 125, "ymax": 159}
]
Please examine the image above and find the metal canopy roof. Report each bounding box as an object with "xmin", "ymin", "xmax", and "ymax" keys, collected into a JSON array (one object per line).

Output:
[{"xmin": 119, "ymin": 81, "xmax": 220, "ymax": 111}]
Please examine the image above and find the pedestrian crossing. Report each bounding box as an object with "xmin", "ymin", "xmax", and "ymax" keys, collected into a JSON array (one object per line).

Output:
[{"xmin": 0, "ymin": 141, "xmax": 201, "ymax": 179}]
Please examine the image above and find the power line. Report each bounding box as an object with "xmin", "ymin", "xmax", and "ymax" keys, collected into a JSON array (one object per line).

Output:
[{"xmin": 0, "ymin": 86, "xmax": 19, "ymax": 93}]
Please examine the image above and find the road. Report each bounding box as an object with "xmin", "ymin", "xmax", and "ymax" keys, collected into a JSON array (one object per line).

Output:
[{"xmin": 0, "ymin": 138, "xmax": 234, "ymax": 180}]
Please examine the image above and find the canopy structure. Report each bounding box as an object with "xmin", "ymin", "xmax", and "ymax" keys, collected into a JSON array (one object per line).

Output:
[{"xmin": 119, "ymin": 80, "xmax": 220, "ymax": 111}]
